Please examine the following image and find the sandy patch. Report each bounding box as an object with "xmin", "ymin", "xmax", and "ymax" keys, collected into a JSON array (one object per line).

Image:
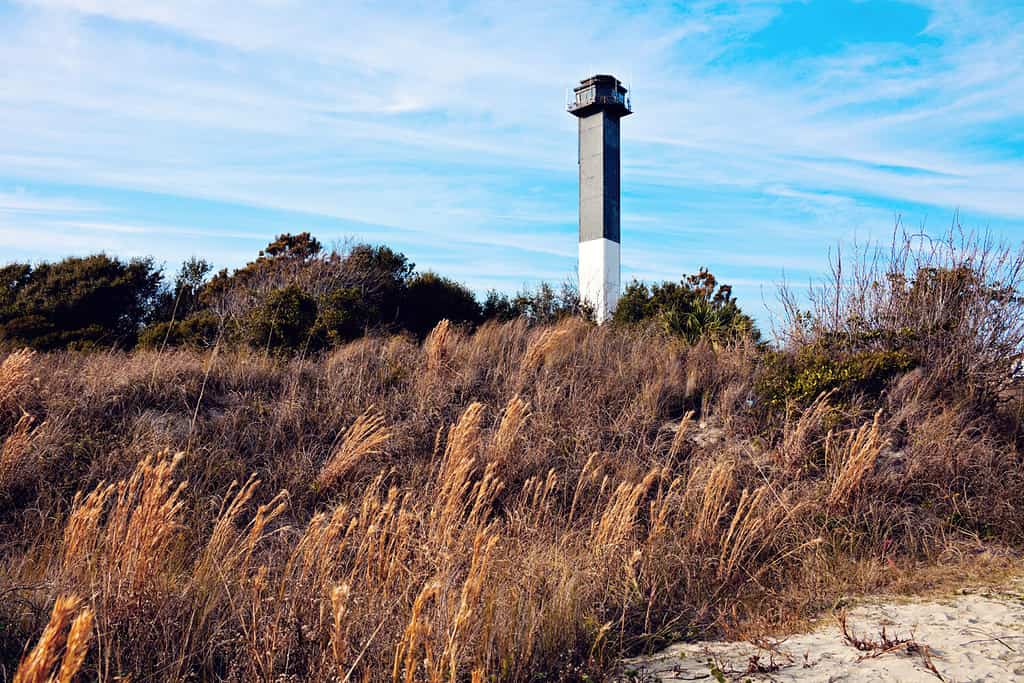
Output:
[{"xmin": 619, "ymin": 581, "xmax": 1024, "ymax": 682}]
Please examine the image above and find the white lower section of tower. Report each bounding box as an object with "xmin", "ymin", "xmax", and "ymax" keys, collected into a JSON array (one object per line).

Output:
[{"xmin": 578, "ymin": 237, "xmax": 620, "ymax": 324}]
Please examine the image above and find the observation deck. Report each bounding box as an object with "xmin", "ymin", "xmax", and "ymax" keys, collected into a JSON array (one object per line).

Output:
[{"xmin": 567, "ymin": 74, "xmax": 632, "ymax": 118}]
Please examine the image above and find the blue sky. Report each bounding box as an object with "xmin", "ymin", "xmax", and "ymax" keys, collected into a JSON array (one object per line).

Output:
[{"xmin": 1, "ymin": 0, "xmax": 1023, "ymax": 328}]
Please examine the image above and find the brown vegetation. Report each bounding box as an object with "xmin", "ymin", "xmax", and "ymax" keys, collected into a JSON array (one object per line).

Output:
[{"xmin": 1, "ymin": 231, "xmax": 1024, "ymax": 681}]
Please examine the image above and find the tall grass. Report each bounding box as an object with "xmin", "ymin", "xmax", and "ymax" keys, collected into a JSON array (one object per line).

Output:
[
  {"xmin": 1, "ymin": 276, "xmax": 1023, "ymax": 680},
  {"xmin": 12, "ymin": 595, "xmax": 93, "ymax": 683}
]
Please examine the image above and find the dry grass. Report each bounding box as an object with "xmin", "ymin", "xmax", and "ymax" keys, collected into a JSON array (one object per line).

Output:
[
  {"xmin": 13, "ymin": 595, "xmax": 93, "ymax": 683},
  {"xmin": 826, "ymin": 412, "xmax": 887, "ymax": 511},
  {"xmin": 0, "ymin": 413, "xmax": 39, "ymax": 492},
  {"xmin": 0, "ymin": 316, "xmax": 1022, "ymax": 681},
  {"xmin": 317, "ymin": 407, "xmax": 392, "ymax": 489},
  {"xmin": 0, "ymin": 348, "xmax": 35, "ymax": 413}
]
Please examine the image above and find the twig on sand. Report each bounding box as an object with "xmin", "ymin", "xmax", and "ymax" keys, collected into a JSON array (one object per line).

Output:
[
  {"xmin": 835, "ymin": 610, "xmax": 945, "ymax": 681},
  {"xmin": 960, "ymin": 633, "xmax": 1024, "ymax": 651}
]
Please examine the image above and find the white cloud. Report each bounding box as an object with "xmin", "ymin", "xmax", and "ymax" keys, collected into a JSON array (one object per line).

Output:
[
  {"xmin": 0, "ymin": 189, "xmax": 104, "ymax": 213},
  {"xmin": 0, "ymin": 0, "xmax": 1022, "ymax": 325}
]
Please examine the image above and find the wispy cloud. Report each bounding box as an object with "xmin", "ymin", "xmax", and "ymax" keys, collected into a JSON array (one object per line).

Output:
[{"xmin": 0, "ymin": 0, "xmax": 1022, "ymax": 325}]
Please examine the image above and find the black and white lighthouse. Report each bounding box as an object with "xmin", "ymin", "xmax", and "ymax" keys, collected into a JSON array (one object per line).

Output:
[{"xmin": 568, "ymin": 74, "xmax": 631, "ymax": 323}]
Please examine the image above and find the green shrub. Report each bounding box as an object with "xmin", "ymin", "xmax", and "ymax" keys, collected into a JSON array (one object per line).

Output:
[
  {"xmin": 614, "ymin": 268, "xmax": 759, "ymax": 344},
  {"xmin": 481, "ymin": 281, "xmax": 587, "ymax": 325},
  {"xmin": 756, "ymin": 344, "xmax": 918, "ymax": 409},
  {"xmin": 198, "ymin": 235, "xmax": 417, "ymax": 347},
  {"xmin": 0, "ymin": 254, "xmax": 162, "ymax": 350},
  {"xmin": 778, "ymin": 229, "xmax": 1024, "ymax": 405},
  {"xmin": 400, "ymin": 272, "xmax": 481, "ymax": 338},
  {"xmin": 138, "ymin": 310, "xmax": 222, "ymax": 350},
  {"xmin": 151, "ymin": 256, "xmax": 213, "ymax": 323},
  {"xmin": 243, "ymin": 285, "xmax": 318, "ymax": 352},
  {"xmin": 312, "ymin": 287, "xmax": 373, "ymax": 346}
]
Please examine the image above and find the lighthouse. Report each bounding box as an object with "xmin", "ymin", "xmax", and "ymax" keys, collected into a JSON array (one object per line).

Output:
[{"xmin": 568, "ymin": 74, "xmax": 631, "ymax": 323}]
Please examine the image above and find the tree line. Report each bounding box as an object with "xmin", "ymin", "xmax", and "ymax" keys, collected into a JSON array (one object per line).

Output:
[{"xmin": 0, "ymin": 232, "xmax": 758, "ymax": 352}]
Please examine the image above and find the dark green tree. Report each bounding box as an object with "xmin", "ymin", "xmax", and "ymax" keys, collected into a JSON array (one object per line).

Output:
[
  {"xmin": 312, "ymin": 287, "xmax": 374, "ymax": 346},
  {"xmin": 340, "ymin": 244, "xmax": 415, "ymax": 326},
  {"xmin": 152, "ymin": 256, "xmax": 213, "ymax": 323},
  {"xmin": 481, "ymin": 281, "xmax": 587, "ymax": 325},
  {"xmin": 400, "ymin": 272, "xmax": 481, "ymax": 338},
  {"xmin": 0, "ymin": 254, "xmax": 163, "ymax": 350}
]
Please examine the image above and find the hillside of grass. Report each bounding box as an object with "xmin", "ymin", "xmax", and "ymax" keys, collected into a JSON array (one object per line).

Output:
[{"xmin": 3, "ymin": 230, "xmax": 1024, "ymax": 681}]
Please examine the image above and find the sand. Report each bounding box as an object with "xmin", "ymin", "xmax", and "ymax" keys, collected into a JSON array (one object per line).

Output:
[{"xmin": 619, "ymin": 580, "xmax": 1024, "ymax": 682}]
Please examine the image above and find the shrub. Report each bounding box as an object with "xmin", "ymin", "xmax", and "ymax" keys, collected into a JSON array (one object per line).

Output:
[
  {"xmin": 482, "ymin": 281, "xmax": 587, "ymax": 325},
  {"xmin": 138, "ymin": 310, "xmax": 223, "ymax": 350},
  {"xmin": 242, "ymin": 285, "xmax": 319, "ymax": 352},
  {"xmin": 196, "ymin": 235, "xmax": 417, "ymax": 348},
  {"xmin": 778, "ymin": 226, "xmax": 1024, "ymax": 406},
  {"xmin": 756, "ymin": 343, "xmax": 918, "ymax": 409},
  {"xmin": 615, "ymin": 268, "xmax": 759, "ymax": 344},
  {"xmin": 400, "ymin": 272, "xmax": 481, "ymax": 338},
  {"xmin": 0, "ymin": 254, "xmax": 162, "ymax": 350},
  {"xmin": 311, "ymin": 287, "xmax": 374, "ymax": 346},
  {"xmin": 150, "ymin": 256, "xmax": 213, "ymax": 324}
]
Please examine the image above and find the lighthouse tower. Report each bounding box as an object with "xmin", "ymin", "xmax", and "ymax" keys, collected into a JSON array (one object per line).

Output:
[{"xmin": 568, "ymin": 74, "xmax": 631, "ymax": 323}]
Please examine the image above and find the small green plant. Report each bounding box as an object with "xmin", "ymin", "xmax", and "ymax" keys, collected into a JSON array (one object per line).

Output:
[{"xmin": 756, "ymin": 343, "xmax": 917, "ymax": 409}]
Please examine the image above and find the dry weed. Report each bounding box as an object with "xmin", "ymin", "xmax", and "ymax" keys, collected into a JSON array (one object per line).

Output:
[
  {"xmin": 0, "ymin": 348, "xmax": 35, "ymax": 413},
  {"xmin": 424, "ymin": 319, "xmax": 454, "ymax": 371},
  {"xmin": 13, "ymin": 595, "xmax": 94, "ymax": 683},
  {"xmin": 688, "ymin": 461, "xmax": 736, "ymax": 546},
  {"xmin": 827, "ymin": 412, "xmax": 887, "ymax": 511},
  {"xmin": 491, "ymin": 394, "xmax": 531, "ymax": 465},
  {"xmin": 521, "ymin": 319, "xmax": 582, "ymax": 371},
  {"xmin": 60, "ymin": 451, "xmax": 187, "ymax": 617},
  {"xmin": 0, "ymin": 412, "xmax": 40, "ymax": 491},
  {"xmin": 1, "ymin": 314, "xmax": 1022, "ymax": 681},
  {"xmin": 318, "ymin": 407, "xmax": 391, "ymax": 489}
]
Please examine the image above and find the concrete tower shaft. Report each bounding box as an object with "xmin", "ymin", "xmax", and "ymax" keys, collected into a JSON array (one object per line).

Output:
[{"xmin": 569, "ymin": 75, "xmax": 631, "ymax": 323}]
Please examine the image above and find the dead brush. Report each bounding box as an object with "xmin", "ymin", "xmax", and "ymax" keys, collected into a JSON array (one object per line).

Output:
[
  {"xmin": 826, "ymin": 412, "xmax": 887, "ymax": 511},
  {"xmin": 520, "ymin": 319, "xmax": 582, "ymax": 372},
  {"xmin": 836, "ymin": 609, "xmax": 912, "ymax": 654},
  {"xmin": 779, "ymin": 390, "xmax": 834, "ymax": 475},
  {"xmin": 424, "ymin": 319, "xmax": 455, "ymax": 372},
  {"xmin": 13, "ymin": 594, "xmax": 94, "ymax": 683},
  {"xmin": 0, "ymin": 348, "xmax": 35, "ymax": 413},
  {"xmin": 0, "ymin": 412, "xmax": 42, "ymax": 491},
  {"xmin": 835, "ymin": 609, "xmax": 945, "ymax": 679},
  {"xmin": 318, "ymin": 407, "xmax": 391, "ymax": 490},
  {"xmin": 687, "ymin": 460, "xmax": 736, "ymax": 546},
  {"xmin": 60, "ymin": 451, "xmax": 187, "ymax": 618}
]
